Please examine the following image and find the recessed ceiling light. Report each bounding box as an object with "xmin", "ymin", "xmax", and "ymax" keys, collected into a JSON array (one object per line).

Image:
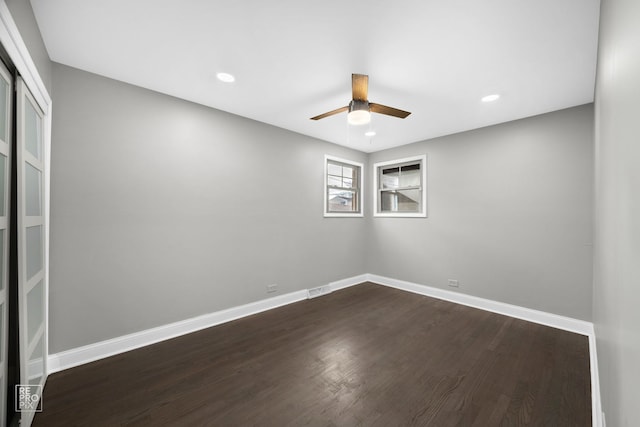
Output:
[
  {"xmin": 216, "ymin": 72, "xmax": 235, "ymax": 83},
  {"xmin": 365, "ymin": 131, "xmax": 376, "ymax": 137},
  {"xmin": 481, "ymin": 94, "xmax": 500, "ymax": 103}
]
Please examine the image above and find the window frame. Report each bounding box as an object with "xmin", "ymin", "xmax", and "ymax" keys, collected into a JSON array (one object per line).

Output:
[
  {"xmin": 373, "ymin": 154, "xmax": 427, "ymax": 218},
  {"xmin": 324, "ymin": 155, "xmax": 364, "ymax": 218}
]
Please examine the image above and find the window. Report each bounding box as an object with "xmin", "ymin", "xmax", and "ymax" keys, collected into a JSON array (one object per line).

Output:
[
  {"xmin": 373, "ymin": 155, "xmax": 427, "ymax": 217},
  {"xmin": 324, "ymin": 155, "xmax": 363, "ymax": 217}
]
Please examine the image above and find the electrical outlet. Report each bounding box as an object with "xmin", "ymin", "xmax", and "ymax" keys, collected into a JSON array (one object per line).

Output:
[
  {"xmin": 267, "ymin": 284, "xmax": 278, "ymax": 293},
  {"xmin": 448, "ymin": 279, "xmax": 459, "ymax": 288}
]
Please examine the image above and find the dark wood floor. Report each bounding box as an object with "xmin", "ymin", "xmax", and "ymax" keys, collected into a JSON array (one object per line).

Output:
[{"xmin": 34, "ymin": 283, "xmax": 591, "ymax": 426}]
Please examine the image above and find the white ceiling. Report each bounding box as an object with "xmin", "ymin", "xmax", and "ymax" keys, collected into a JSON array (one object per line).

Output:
[{"xmin": 31, "ymin": 0, "xmax": 601, "ymax": 153}]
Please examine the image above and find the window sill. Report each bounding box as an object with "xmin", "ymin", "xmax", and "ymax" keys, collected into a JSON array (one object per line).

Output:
[
  {"xmin": 373, "ymin": 212, "xmax": 427, "ymax": 218},
  {"xmin": 324, "ymin": 212, "xmax": 364, "ymax": 218}
]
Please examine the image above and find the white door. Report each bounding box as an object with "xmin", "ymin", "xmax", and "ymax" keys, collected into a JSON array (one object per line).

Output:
[
  {"xmin": 17, "ymin": 76, "xmax": 46, "ymax": 426},
  {"xmin": 0, "ymin": 59, "xmax": 13, "ymax": 427}
]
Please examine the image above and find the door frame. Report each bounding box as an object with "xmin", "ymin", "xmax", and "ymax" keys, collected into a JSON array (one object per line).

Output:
[
  {"xmin": 0, "ymin": 0, "xmax": 52, "ymax": 419},
  {"xmin": 0, "ymin": 51, "xmax": 12, "ymax": 427}
]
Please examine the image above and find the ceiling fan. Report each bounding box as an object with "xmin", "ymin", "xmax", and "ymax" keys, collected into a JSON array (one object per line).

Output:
[{"xmin": 310, "ymin": 74, "xmax": 411, "ymax": 125}]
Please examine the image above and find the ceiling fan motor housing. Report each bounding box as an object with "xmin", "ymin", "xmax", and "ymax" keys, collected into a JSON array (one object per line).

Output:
[{"xmin": 349, "ymin": 99, "xmax": 369, "ymax": 112}]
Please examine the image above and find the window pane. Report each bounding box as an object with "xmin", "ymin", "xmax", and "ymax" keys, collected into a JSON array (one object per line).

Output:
[
  {"xmin": 375, "ymin": 156, "xmax": 426, "ymax": 216},
  {"xmin": 0, "ymin": 76, "xmax": 8, "ymax": 142},
  {"xmin": 0, "ymin": 304, "xmax": 3, "ymax": 363},
  {"xmin": 380, "ymin": 189, "xmax": 421, "ymax": 212},
  {"xmin": 25, "ymin": 100, "xmax": 42, "ymax": 160},
  {"xmin": 27, "ymin": 280, "xmax": 44, "ymax": 344},
  {"xmin": 26, "ymin": 225, "xmax": 43, "ymax": 280},
  {"xmin": 327, "ymin": 175, "xmax": 342, "ymax": 187},
  {"xmin": 380, "ymin": 191, "xmax": 397, "ymax": 211},
  {"xmin": 342, "ymin": 166, "xmax": 353, "ymax": 179},
  {"xmin": 327, "ymin": 163, "xmax": 342, "ymax": 176},
  {"xmin": 397, "ymin": 189, "xmax": 421, "ymax": 212},
  {"xmin": 0, "ymin": 154, "xmax": 5, "ymax": 216},
  {"xmin": 325, "ymin": 158, "xmax": 361, "ymax": 215},
  {"xmin": 28, "ymin": 334, "xmax": 44, "ymax": 386},
  {"xmin": 0, "ymin": 230, "xmax": 3, "ymax": 291},
  {"xmin": 381, "ymin": 167, "xmax": 399, "ymax": 189},
  {"xmin": 328, "ymin": 188, "xmax": 356, "ymax": 212},
  {"xmin": 26, "ymin": 163, "xmax": 42, "ymax": 216},
  {"xmin": 399, "ymin": 164, "xmax": 421, "ymax": 187}
]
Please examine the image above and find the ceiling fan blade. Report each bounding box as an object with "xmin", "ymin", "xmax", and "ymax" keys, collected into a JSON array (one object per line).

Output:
[
  {"xmin": 370, "ymin": 103, "xmax": 411, "ymax": 119},
  {"xmin": 310, "ymin": 106, "xmax": 349, "ymax": 120},
  {"xmin": 352, "ymin": 74, "xmax": 368, "ymax": 101}
]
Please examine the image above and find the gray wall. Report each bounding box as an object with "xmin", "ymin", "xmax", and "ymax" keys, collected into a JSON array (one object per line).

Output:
[
  {"xmin": 50, "ymin": 63, "xmax": 595, "ymax": 353},
  {"xmin": 49, "ymin": 64, "xmax": 595, "ymax": 354},
  {"xmin": 5, "ymin": 0, "xmax": 51, "ymax": 92},
  {"xmin": 593, "ymin": 0, "xmax": 640, "ymax": 424},
  {"xmin": 49, "ymin": 63, "xmax": 368, "ymax": 353},
  {"xmin": 367, "ymin": 105, "xmax": 594, "ymax": 320}
]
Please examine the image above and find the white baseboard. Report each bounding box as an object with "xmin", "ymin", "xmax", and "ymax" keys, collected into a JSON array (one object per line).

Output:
[
  {"xmin": 329, "ymin": 274, "xmax": 369, "ymax": 292},
  {"xmin": 47, "ymin": 272, "xmax": 601, "ymax": 427},
  {"xmin": 48, "ymin": 288, "xmax": 308, "ymax": 373},
  {"xmin": 47, "ymin": 274, "xmax": 367, "ymax": 373},
  {"xmin": 365, "ymin": 274, "xmax": 593, "ymax": 336},
  {"xmin": 589, "ymin": 332, "xmax": 603, "ymax": 427}
]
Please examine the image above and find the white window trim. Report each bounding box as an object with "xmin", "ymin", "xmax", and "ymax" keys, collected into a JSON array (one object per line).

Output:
[
  {"xmin": 373, "ymin": 154, "xmax": 427, "ymax": 218},
  {"xmin": 324, "ymin": 155, "xmax": 364, "ymax": 218}
]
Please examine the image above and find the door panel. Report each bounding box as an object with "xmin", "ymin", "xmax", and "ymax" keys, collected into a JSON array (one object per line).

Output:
[
  {"xmin": 0, "ymin": 59, "xmax": 12, "ymax": 427},
  {"xmin": 17, "ymin": 76, "xmax": 46, "ymax": 426}
]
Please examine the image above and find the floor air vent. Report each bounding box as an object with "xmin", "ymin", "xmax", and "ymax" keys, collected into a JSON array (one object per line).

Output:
[{"xmin": 307, "ymin": 285, "xmax": 332, "ymax": 299}]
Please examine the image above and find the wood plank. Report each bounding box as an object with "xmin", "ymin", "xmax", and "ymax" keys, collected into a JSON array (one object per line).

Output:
[{"xmin": 33, "ymin": 283, "xmax": 590, "ymax": 426}]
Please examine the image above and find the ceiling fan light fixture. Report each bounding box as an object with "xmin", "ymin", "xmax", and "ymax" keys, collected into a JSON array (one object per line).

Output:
[
  {"xmin": 348, "ymin": 110, "xmax": 371, "ymax": 125},
  {"xmin": 310, "ymin": 74, "xmax": 410, "ymax": 122},
  {"xmin": 348, "ymin": 100, "xmax": 371, "ymax": 125}
]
